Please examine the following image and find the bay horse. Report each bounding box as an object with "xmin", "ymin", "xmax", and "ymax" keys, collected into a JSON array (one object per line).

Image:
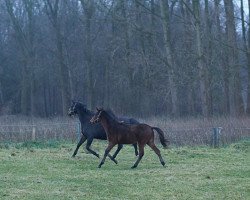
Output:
[
  {"xmin": 90, "ymin": 108, "xmax": 169, "ymax": 168},
  {"xmin": 68, "ymin": 101, "xmax": 139, "ymax": 163}
]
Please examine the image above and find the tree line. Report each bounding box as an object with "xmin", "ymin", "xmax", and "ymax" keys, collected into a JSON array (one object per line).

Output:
[{"xmin": 0, "ymin": 0, "xmax": 250, "ymax": 118}]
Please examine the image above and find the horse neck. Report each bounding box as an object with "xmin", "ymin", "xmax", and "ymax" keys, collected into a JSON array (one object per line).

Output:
[
  {"xmin": 78, "ymin": 109, "xmax": 92, "ymax": 125},
  {"xmin": 100, "ymin": 114, "xmax": 116, "ymax": 135}
]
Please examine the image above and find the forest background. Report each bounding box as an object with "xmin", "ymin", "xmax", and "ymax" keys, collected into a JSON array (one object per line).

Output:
[{"xmin": 1, "ymin": 0, "xmax": 250, "ymax": 119}]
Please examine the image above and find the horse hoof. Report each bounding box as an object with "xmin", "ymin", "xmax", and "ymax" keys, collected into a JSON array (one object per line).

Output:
[
  {"xmin": 113, "ymin": 159, "xmax": 118, "ymax": 164},
  {"xmin": 71, "ymin": 155, "xmax": 76, "ymax": 158},
  {"xmin": 131, "ymin": 165, "xmax": 137, "ymax": 169},
  {"xmin": 161, "ymin": 161, "xmax": 166, "ymax": 167},
  {"xmin": 98, "ymin": 162, "xmax": 104, "ymax": 168}
]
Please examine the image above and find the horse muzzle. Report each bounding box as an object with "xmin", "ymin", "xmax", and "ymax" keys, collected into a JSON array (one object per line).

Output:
[{"xmin": 68, "ymin": 110, "xmax": 74, "ymax": 116}]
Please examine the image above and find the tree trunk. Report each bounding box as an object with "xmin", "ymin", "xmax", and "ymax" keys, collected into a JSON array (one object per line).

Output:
[
  {"xmin": 204, "ymin": 0, "xmax": 213, "ymax": 115},
  {"xmin": 180, "ymin": 0, "xmax": 194, "ymax": 115},
  {"xmin": 120, "ymin": 0, "xmax": 135, "ymax": 112},
  {"xmin": 5, "ymin": 0, "xmax": 36, "ymax": 116},
  {"xmin": 224, "ymin": 0, "xmax": 244, "ymax": 116},
  {"xmin": 80, "ymin": 0, "xmax": 94, "ymax": 110},
  {"xmin": 0, "ymin": 66, "xmax": 3, "ymax": 105},
  {"xmin": 56, "ymin": 27, "xmax": 71, "ymax": 115},
  {"xmin": 44, "ymin": 0, "xmax": 72, "ymax": 115},
  {"xmin": 246, "ymin": 0, "xmax": 250, "ymax": 115},
  {"xmin": 240, "ymin": 0, "xmax": 249, "ymax": 114},
  {"xmin": 135, "ymin": 0, "xmax": 145, "ymax": 55},
  {"xmin": 149, "ymin": 0, "xmax": 155, "ymax": 50},
  {"xmin": 20, "ymin": 63, "xmax": 29, "ymax": 114},
  {"xmin": 159, "ymin": 0, "xmax": 179, "ymax": 117},
  {"xmin": 192, "ymin": 0, "xmax": 208, "ymax": 117},
  {"xmin": 214, "ymin": 0, "xmax": 228, "ymax": 114}
]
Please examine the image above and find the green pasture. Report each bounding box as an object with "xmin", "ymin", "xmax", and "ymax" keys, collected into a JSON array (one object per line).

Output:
[{"xmin": 0, "ymin": 140, "xmax": 249, "ymax": 200}]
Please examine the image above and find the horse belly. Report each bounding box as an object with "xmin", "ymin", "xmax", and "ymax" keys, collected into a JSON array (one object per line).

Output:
[{"xmin": 117, "ymin": 133, "xmax": 136, "ymax": 144}]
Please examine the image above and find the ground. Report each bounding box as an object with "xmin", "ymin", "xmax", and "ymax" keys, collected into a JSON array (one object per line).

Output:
[{"xmin": 0, "ymin": 140, "xmax": 249, "ymax": 200}]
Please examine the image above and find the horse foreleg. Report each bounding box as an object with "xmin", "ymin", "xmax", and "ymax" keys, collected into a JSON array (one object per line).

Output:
[
  {"xmin": 98, "ymin": 143, "xmax": 116, "ymax": 168},
  {"xmin": 111, "ymin": 144, "xmax": 123, "ymax": 159},
  {"xmin": 72, "ymin": 135, "xmax": 87, "ymax": 157},
  {"xmin": 111, "ymin": 143, "xmax": 138, "ymax": 159},
  {"xmin": 107, "ymin": 153, "xmax": 118, "ymax": 164},
  {"xmin": 131, "ymin": 144, "xmax": 145, "ymax": 169},
  {"xmin": 86, "ymin": 138, "xmax": 100, "ymax": 158}
]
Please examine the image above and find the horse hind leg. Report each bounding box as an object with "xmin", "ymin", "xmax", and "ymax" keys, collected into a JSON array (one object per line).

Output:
[
  {"xmin": 133, "ymin": 143, "xmax": 138, "ymax": 156},
  {"xmin": 72, "ymin": 135, "xmax": 87, "ymax": 157},
  {"xmin": 131, "ymin": 144, "xmax": 145, "ymax": 169},
  {"xmin": 147, "ymin": 141, "xmax": 165, "ymax": 167},
  {"xmin": 86, "ymin": 138, "xmax": 100, "ymax": 158}
]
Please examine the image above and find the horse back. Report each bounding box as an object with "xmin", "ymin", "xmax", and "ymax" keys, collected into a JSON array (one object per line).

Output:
[
  {"xmin": 107, "ymin": 123, "xmax": 136, "ymax": 144},
  {"xmin": 117, "ymin": 123, "xmax": 153, "ymax": 144},
  {"xmin": 131, "ymin": 123, "xmax": 154, "ymax": 139},
  {"xmin": 118, "ymin": 117, "xmax": 139, "ymax": 125}
]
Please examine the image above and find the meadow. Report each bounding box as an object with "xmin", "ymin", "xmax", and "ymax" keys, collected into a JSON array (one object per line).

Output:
[{"xmin": 0, "ymin": 140, "xmax": 249, "ymax": 200}]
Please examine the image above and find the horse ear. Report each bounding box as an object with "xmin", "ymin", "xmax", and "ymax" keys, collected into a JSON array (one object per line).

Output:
[{"xmin": 96, "ymin": 107, "xmax": 103, "ymax": 111}]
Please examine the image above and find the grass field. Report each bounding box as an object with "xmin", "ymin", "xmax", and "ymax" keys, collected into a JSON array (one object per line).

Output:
[{"xmin": 0, "ymin": 140, "xmax": 249, "ymax": 200}]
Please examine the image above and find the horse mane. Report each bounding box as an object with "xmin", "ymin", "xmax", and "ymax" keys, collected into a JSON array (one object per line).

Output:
[
  {"xmin": 83, "ymin": 106, "xmax": 94, "ymax": 115},
  {"xmin": 76, "ymin": 102, "xmax": 94, "ymax": 115},
  {"xmin": 103, "ymin": 109, "xmax": 118, "ymax": 121}
]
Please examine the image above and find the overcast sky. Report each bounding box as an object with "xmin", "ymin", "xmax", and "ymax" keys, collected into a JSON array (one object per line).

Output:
[{"xmin": 235, "ymin": 0, "xmax": 249, "ymax": 15}]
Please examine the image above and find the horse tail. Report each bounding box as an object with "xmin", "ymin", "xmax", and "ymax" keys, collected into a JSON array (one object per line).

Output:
[{"xmin": 152, "ymin": 127, "xmax": 170, "ymax": 149}]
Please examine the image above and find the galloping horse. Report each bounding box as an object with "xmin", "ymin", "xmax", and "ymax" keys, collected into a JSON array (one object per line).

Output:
[
  {"xmin": 90, "ymin": 108, "xmax": 169, "ymax": 168},
  {"xmin": 68, "ymin": 101, "xmax": 139, "ymax": 163}
]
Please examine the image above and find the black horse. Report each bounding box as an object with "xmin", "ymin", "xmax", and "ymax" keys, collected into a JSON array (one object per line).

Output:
[{"xmin": 68, "ymin": 101, "xmax": 139, "ymax": 162}]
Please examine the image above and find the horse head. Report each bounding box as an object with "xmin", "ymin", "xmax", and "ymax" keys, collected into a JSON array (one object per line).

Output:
[
  {"xmin": 90, "ymin": 107, "xmax": 103, "ymax": 123},
  {"xmin": 68, "ymin": 100, "xmax": 86, "ymax": 116}
]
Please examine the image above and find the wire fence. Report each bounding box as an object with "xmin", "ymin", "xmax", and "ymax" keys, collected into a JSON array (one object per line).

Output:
[
  {"xmin": 167, "ymin": 126, "xmax": 250, "ymax": 147},
  {"xmin": 0, "ymin": 123, "xmax": 249, "ymax": 147},
  {"xmin": 0, "ymin": 123, "xmax": 80, "ymax": 143}
]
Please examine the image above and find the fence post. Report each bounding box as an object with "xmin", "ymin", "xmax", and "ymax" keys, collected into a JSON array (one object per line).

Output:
[
  {"xmin": 32, "ymin": 126, "xmax": 36, "ymax": 141},
  {"xmin": 212, "ymin": 127, "xmax": 222, "ymax": 148}
]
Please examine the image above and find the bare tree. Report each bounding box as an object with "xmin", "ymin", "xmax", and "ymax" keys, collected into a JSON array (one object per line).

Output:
[
  {"xmin": 246, "ymin": 0, "xmax": 250, "ymax": 115},
  {"xmin": 160, "ymin": 0, "xmax": 179, "ymax": 117},
  {"xmin": 44, "ymin": 0, "xmax": 72, "ymax": 116},
  {"xmin": 5, "ymin": 0, "xmax": 36, "ymax": 115},
  {"xmin": 0, "ymin": 0, "xmax": 248, "ymax": 118},
  {"xmin": 224, "ymin": 0, "xmax": 244, "ymax": 115},
  {"xmin": 192, "ymin": 0, "xmax": 208, "ymax": 117},
  {"xmin": 80, "ymin": 0, "xmax": 95, "ymax": 110}
]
